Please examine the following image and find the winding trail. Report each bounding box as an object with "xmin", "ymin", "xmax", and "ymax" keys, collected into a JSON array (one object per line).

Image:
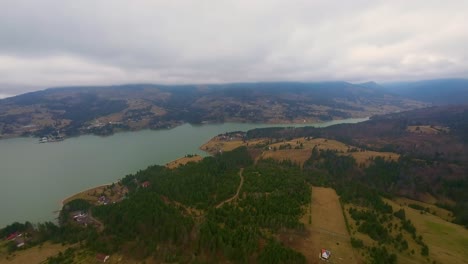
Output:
[
  {"xmin": 87, "ymin": 209, "xmax": 104, "ymax": 232},
  {"xmin": 216, "ymin": 168, "xmax": 244, "ymax": 208}
]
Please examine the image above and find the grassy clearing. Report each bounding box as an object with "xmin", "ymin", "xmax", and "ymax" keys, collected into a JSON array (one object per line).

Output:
[
  {"xmin": 425, "ymin": 221, "xmax": 455, "ymax": 234},
  {"xmin": 61, "ymin": 183, "xmax": 128, "ymax": 206},
  {"xmin": 201, "ymin": 136, "xmax": 399, "ymax": 167},
  {"xmin": 165, "ymin": 155, "xmax": 203, "ymax": 169},
  {"xmin": 0, "ymin": 242, "xmax": 70, "ymax": 264},
  {"xmin": 385, "ymin": 198, "xmax": 468, "ymax": 264},
  {"xmin": 282, "ymin": 186, "xmax": 358, "ymax": 264},
  {"xmin": 45, "ymin": 248, "xmax": 156, "ymax": 264},
  {"xmin": 62, "ymin": 184, "xmax": 110, "ymax": 205},
  {"xmin": 407, "ymin": 125, "xmax": 450, "ymax": 134},
  {"xmin": 264, "ymin": 137, "xmax": 399, "ymax": 166},
  {"xmin": 343, "ymin": 196, "xmax": 468, "ymax": 264},
  {"xmin": 200, "ymin": 137, "xmax": 266, "ymax": 154},
  {"xmin": 344, "ymin": 202, "xmax": 429, "ymax": 264},
  {"xmin": 394, "ymin": 197, "xmax": 454, "ymax": 222},
  {"xmin": 261, "ymin": 149, "xmax": 312, "ymax": 167}
]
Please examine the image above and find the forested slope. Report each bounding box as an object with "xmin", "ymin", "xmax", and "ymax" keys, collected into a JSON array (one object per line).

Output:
[{"xmin": 246, "ymin": 105, "xmax": 468, "ymax": 227}]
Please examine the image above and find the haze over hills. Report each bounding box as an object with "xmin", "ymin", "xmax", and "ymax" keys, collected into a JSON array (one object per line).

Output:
[
  {"xmin": 381, "ymin": 78, "xmax": 468, "ymax": 105},
  {"xmin": 0, "ymin": 81, "xmax": 426, "ymax": 140}
]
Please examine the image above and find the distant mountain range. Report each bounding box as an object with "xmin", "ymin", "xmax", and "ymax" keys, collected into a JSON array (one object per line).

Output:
[
  {"xmin": 380, "ymin": 78, "xmax": 468, "ymax": 104},
  {"xmin": 0, "ymin": 81, "xmax": 426, "ymax": 139}
]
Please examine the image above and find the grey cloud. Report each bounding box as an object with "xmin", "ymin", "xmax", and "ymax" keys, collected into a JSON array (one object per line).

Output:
[{"xmin": 0, "ymin": 0, "xmax": 467, "ymax": 92}]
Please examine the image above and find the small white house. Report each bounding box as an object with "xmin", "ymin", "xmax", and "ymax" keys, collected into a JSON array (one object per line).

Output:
[
  {"xmin": 96, "ymin": 253, "xmax": 110, "ymax": 263},
  {"xmin": 320, "ymin": 248, "xmax": 331, "ymax": 260}
]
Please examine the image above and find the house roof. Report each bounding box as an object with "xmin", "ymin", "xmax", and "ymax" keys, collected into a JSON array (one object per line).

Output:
[
  {"xmin": 96, "ymin": 253, "xmax": 110, "ymax": 262},
  {"xmin": 15, "ymin": 237, "xmax": 25, "ymax": 247},
  {"xmin": 321, "ymin": 249, "xmax": 331, "ymax": 259},
  {"xmin": 70, "ymin": 210, "xmax": 84, "ymax": 216},
  {"xmin": 142, "ymin": 181, "xmax": 151, "ymax": 187},
  {"xmin": 6, "ymin": 232, "xmax": 19, "ymax": 240}
]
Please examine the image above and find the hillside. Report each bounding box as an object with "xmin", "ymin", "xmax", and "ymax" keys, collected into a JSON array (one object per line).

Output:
[
  {"xmin": 1, "ymin": 148, "xmax": 314, "ymax": 263},
  {"xmin": 0, "ymin": 82, "xmax": 425, "ymax": 139},
  {"xmin": 245, "ymin": 105, "xmax": 468, "ymax": 227}
]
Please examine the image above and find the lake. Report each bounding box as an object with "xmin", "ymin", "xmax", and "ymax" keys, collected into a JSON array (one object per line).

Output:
[{"xmin": 0, "ymin": 118, "xmax": 367, "ymax": 227}]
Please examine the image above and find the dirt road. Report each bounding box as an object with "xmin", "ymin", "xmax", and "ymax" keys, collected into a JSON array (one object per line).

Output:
[{"xmin": 216, "ymin": 168, "xmax": 244, "ymax": 208}]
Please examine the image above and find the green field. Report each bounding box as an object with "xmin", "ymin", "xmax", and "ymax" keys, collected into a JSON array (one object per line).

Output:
[{"xmin": 386, "ymin": 198, "xmax": 468, "ymax": 264}]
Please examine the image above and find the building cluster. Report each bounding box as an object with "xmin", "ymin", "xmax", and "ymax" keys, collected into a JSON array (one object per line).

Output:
[
  {"xmin": 70, "ymin": 211, "xmax": 94, "ymax": 226},
  {"xmin": 5, "ymin": 232, "xmax": 26, "ymax": 248}
]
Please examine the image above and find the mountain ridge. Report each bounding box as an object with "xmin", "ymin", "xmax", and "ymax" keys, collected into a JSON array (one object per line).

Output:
[{"xmin": 381, "ymin": 78, "xmax": 468, "ymax": 104}]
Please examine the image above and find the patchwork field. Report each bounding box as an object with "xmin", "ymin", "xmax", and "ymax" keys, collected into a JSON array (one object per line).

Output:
[
  {"xmin": 202, "ymin": 136, "xmax": 399, "ymax": 167},
  {"xmin": 266, "ymin": 137, "xmax": 399, "ymax": 166},
  {"xmin": 282, "ymin": 186, "xmax": 359, "ymax": 264}
]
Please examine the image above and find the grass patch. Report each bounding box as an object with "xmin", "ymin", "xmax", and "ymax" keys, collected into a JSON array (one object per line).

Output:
[
  {"xmin": 385, "ymin": 198, "xmax": 468, "ymax": 264},
  {"xmin": 425, "ymin": 221, "xmax": 455, "ymax": 234}
]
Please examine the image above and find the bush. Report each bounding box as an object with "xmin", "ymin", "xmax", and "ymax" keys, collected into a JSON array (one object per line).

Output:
[
  {"xmin": 393, "ymin": 209, "xmax": 406, "ymax": 220},
  {"xmin": 258, "ymin": 240, "xmax": 305, "ymax": 264},
  {"xmin": 351, "ymin": 237, "xmax": 364, "ymax": 248}
]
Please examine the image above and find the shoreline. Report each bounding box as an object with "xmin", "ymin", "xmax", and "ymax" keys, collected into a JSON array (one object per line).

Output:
[
  {"xmin": 1, "ymin": 116, "xmax": 370, "ymax": 143},
  {"xmin": 60, "ymin": 183, "xmax": 112, "ymax": 207},
  {"xmin": 58, "ymin": 117, "xmax": 370, "ymax": 208},
  {"xmin": 165, "ymin": 155, "xmax": 204, "ymax": 169},
  {"xmin": 59, "ymin": 155, "xmax": 208, "ymax": 207}
]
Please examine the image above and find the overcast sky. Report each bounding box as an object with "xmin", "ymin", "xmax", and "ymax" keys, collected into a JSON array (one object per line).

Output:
[{"xmin": 0, "ymin": 0, "xmax": 467, "ymax": 96}]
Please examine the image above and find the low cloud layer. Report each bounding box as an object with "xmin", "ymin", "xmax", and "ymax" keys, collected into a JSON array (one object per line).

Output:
[{"xmin": 1, "ymin": 0, "xmax": 467, "ymax": 92}]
